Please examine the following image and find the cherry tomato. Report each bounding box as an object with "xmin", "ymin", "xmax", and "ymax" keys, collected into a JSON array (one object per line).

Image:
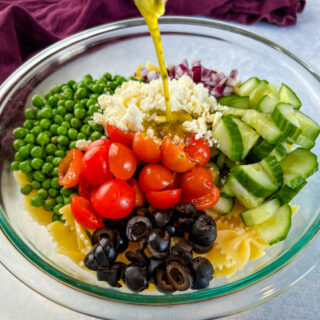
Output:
[
  {"xmin": 132, "ymin": 132, "xmax": 161, "ymax": 162},
  {"xmin": 146, "ymin": 188, "xmax": 182, "ymax": 210},
  {"xmin": 90, "ymin": 179, "xmax": 135, "ymax": 219},
  {"xmin": 184, "ymin": 134, "xmax": 211, "ymax": 167},
  {"xmin": 180, "ymin": 167, "xmax": 213, "ymax": 198},
  {"xmin": 109, "ymin": 142, "xmax": 137, "ymax": 180},
  {"xmin": 164, "ymin": 172, "xmax": 180, "ymax": 190},
  {"xmin": 183, "ymin": 185, "xmax": 220, "ymax": 210},
  {"xmin": 128, "ymin": 178, "xmax": 146, "ymax": 207},
  {"xmin": 160, "ymin": 136, "xmax": 196, "ymax": 173},
  {"xmin": 58, "ymin": 149, "xmax": 83, "ymax": 188},
  {"xmin": 139, "ymin": 163, "xmax": 173, "ymax": 192},
  {"xmin": 82, "ymin": 145, "xmax": 113, "ymax": 185},
  {"xmin": 71, "ymin": 195, "xmax": 104, "ymax": 229},
  {"xmin": 107, "ymin": 123, "xmax": 134, "ymax": 147},
  {"xmin": 78, "ymin": 178, "xmax": 94, "ymax": 199},
  {"xmin": 87, "ymin": 138, "xmax": 111, "ymax": 151}
]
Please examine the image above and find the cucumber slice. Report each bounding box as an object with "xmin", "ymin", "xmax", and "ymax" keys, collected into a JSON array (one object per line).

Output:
[
  {"xmin": 280, "ymin": 148, "xmax": 318, "ymax": 187},
  {"xmin": 263, "ymin": 83, "xmax": 280, "ymax": 100},
  {"xmin": 236, "ymin": 77, "xmax": 261, "ymax": 97},
  {"xmin": 218, "ymin": 95, "xmax": 249, "ymax": 109},
  {"xmin": 219, "ymin": 107, "xmax": 247, "ymax": 118},
  {"xmin": 294, "ymin": 111, "xmax": 320, "ymax": 141},
  {"xmin": 211, "ymin": 196, "xmax": 235, "ymax": 215},
  {"xmin": 249, "ymin": 80, "xmax": 269, "ymax": 107},
  {"xmin": 231, "ymin": 163, "xmax": 278, "ymax": 198},
  {"xmin": 260, "ymin": 156, "xmax": 283, "ymax": 187},
  {"xmin": 254, "ymin": 204, "xmax": 292, "ymax": 245},
  {"xmin": 247, "ymin": 140, "xmax": 276, "ymax": 162},
  {"xmin": 269, "ymin": 143, "xmax": 288, "ymax": 161},
  {"xmin": 212, "ymin": 117, "xmax": 243, "ymax": 161},
  {"xmin": 242, "ymin": 110, "xmax": 285, "ymax": 144},
  {"xmin": 241, "ymin": 199, "xmax": 281, "ymax": 227},
  {"xmin": 272, "ymin": 103, "xmax": 302, "ymax": 140},
  {"xmin": 257, "ymin": 95, "xmax": 279, "ymax": 113},
  {"xmin": 232, "ymin": 117, "xmax": 260, "ymax": 160},
  {"xmin": 224, "ymin": 157, "xmax": 239, "ymax": 169},
  {"xmin": 274, "ymin": 180, "xmax": 307, "ymax": 205},
  {"xmin": 206, "ymin": 162, "xmax": 220, "ymax": 185},
  {"xmin": 228, "ymin": 176, "xmax": 264, "ymax": 209},
  {"xmin": 279, "ymin": 83, "xmax": 301, "ymax": 110},
  {"xmin": 294, "ymin": 134, "xmax": 315, "ymax": 150},
  {"xmin": 216, "ymin": 152, "xmax": 226, "ymax": 170},
  {"xmin": 220, "ymin": 177, "xmax": 235, "ymax": 198}
]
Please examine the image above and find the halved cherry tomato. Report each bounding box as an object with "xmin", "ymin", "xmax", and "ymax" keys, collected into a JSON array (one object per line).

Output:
[
  {"xmin": 109, "ymin": 142, "xmax": 137, "ymax": 180},
  {"xmin": 82, "ymin": 145, "xmax": 113, "ymax": 185},
  {"xmin": 78, "ymin": 178, "xmax": 94, "ymax": 199},
  {"xmin": 183, "ymin": 184, "xmax": 220, "ymax": 210},
  {"xmin": 164, "ymin": 172, "xmax": 180, "ymax": 190},
  {"xmin": 160, "ymin": 136, "xmax": 196, "ymax": 172},
  {"xmin": 180, "ymin": 167, "xmax": 213, "ymax": 198},
  {"xmin": 132, "ymin": 132, "xmax": 161, "ymax": 162},
  {"xmin": 87, "ymin": 138, "xmax": 111, "ymax": 151},
  {"xmin": 58, "ymin": 149, "xmax": 83, "ymax": 188},
  {"xmin": 128, "ymin": 178, "xmax": 146, "ymax": 207},
  {"xmin": 90, "ymin": 179, "xmax": 135, "ymax": 219},
  {"xmin": 107, "ymin": 123, "xmax": 134, "ymax": 147},
  {"xmin": 146, "ymin": 188, "xmax": 182, "ymax": 209},
  {"xmin": 184, "ymin": 134, "xmax": 211, "ymax": 167},
  {"xmin": 139, "ymin": 163, "xmax": 173, "ymax": 192},
  {"xmin": 71, "ymin": 195, "xmax": 104, "ymax": 229}
]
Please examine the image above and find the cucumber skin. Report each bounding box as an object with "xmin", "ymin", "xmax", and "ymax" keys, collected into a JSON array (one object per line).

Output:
[
  {"xmin": 218, "ymin": 95, "xmax": 249, "ymax": 109},
  {"xmin": 247, "ymin": 140, "xmax": 276, "ymax": 162},
  {"xmin": 270, "ymin": 144, "xmax": 287, "ymax": 161},
  {"xmin": 211, "ymin": 196, "xmax": 235, "ymax": 215},
  {"xmin": 237, "ymin": 77, "xmax": 260, "ymax": 96},
  {"xmin": 274, "ymin": 180, "xmax": 307, "ymax": 205},
  {"xmin": 279, "ymin": 83, "xmax": 302, "ymax": 110},
  {"xmin": 260, "ymin": 156, "xmax": 283, "ymax": 188}
]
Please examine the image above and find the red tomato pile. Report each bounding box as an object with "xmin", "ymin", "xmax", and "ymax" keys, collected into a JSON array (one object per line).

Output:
[{"xmin": 58, "ymin": 125, "xmax": 220, "ymax": 230}]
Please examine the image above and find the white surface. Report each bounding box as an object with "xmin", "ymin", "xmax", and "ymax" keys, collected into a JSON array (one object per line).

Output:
[{"xmin": 1, "ymin": 1, "xmax": 320, "ymax": 319}]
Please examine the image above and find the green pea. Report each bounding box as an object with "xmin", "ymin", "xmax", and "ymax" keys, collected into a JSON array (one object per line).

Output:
[
  {"xmin": 32, "ymin": 95, "xmax": 45, "ymax": 108},
  {"xmin": 43, "ymin": 130, "xmax": 53, "ymax": 138},
  {"xmin": 23, "ymin": 120, "xmax": 34, "ymax": 130},
  {"xmin": 74, "ymin": 108, "xmax": 86, "ymax": 119},
  {"xmin": 64, "ymin": 113, "xmax": 73, "ymax": 122},
  {"xmin": 50, "ymin": 167, "xmax": 59, "ymax": 177},
  {"xmin": 13, "ymin": 127, "xmax": 26, "ymax": 139},
  {"xmin": 49, "ymin": 124, "xmax": 59, "ymax": 135},
  {"xmin": 92, "ymin": 84, "xmax": 103, "ymax": 94},
  {"xmin": 65, "ymin": 100, "xmax": 74, "ymax": 112},
  {"xmin": 63, "ymin": 196, "xmax": 71, "ymax": 205},
  {"xmin": 53, "ymin": 203, "xmax": 64, "ymax": 214},
  {"xmin": 81, "ymin": 124, "xmax": 92, "ymax": 136},
  {"xmin": 52, "ymin": 157, "xmax": 62, "ymax": 167},
  {"xmin": 25, "ymin": 133, "xmax": 35, "ymax": 144},
  {"xmin": 69, "ymin": 141, "xmax": 77, "ymax": 149},
  {"xmin": 61, "ymin": 121, "xmax": 71, "ymax": 129},
  {"xmin": 51, "ymin": 177, "xmax": 60, "ymax": 189},
  {"xmin": 89, "ymin": 93, "xmax": 99, "ymax": 100},
  {"xmin": 18, "ymin": 145, "xmax": 31, "ymax": 160},
  {"xmin": 42, "ymin": 163, "xmax": 54, "ymax": 175},
  {"xmin": 25, "ymin": 108, "xmax": 37, "ymax": 120},
  {"xmin": 40, "ymin": 119, "xmax": 51, "ymax": 130},
  {"xmin": 103, "ymin": 72, "xmax": 112, "ymax": 80},
  {"xmin": 51, "ymin": 136, "xmax": 58, "ymax": 144},
  {"xmin": 48, "ymin": 188, "xmax": 58, "ymax": 198},
  {"xmin": 80, "ymin": 99, "xmax": 88, "ymax": 107},
  {"xmin": 67, "ymin": 128, "xmax": 78, "ymax": 140},
  {"xmin": 48, "ymin": 96, "xmax": 58, "ymax": 107},
  {"xmin": 46, "ymin": 155, "xmax": 54, "ymax": 163},
  {"xmin": 55, "ymin": 195, "xmax": 64, "ymax": 204},
  {"xmin": 37, "ymin": 188, "xmax": 48, "ymax": 199},
  {"xmin": 31, "ymin": 181, "xmax": 41, "ymax": 189},
  {"xmin": 91, "ymin": 123, "xmax": 104, "ymax": 132},
  {"xmin": 50, "ymin": 85, "xmax": 60, "ymax": 94},
  {"xmin": 57, "ymin": 100, "xmax": 65, "ymax": 107},
  {"xmin": 54, "ymin": 115, "xmax": 64, "ymax": 124},
  {"xmin": 44, "ymin": 199, "xmax": 56, "ymax": 211},
  {"xmin": 30, "ymin": 146, "xmax": 45, "ymax": 159},
  {"xmin": 60, "ymin": 187, "xmax": 73, "ymax": 196},
  {"xmin": 57, "ymin": 135, "xmax": 69, "ymax": 146},
  {"xmin": 74, "ymin": 103, "xmax": 83, "ymax": 110},
  {"xmin": 56, "ymin": 105, "xmax": 67, "ymax": 116},
  {"xmin": 19, "ymin": 160, "xmax": 32, "ymax": 174},
  {"xmin": 31, "ymin": 125, "xmax": 43, "ymax": 135},
  {"xmin": 38, "ymin": 107, "xmax": 53, "ymax": 119},
  {"xmin": 36, "ymin": 132, "xmax": 50, "ymax": 146},
  {"xmin": 46, "ymin": 143, "xmax": 57, "ymax": 155},
  {"xmin": 70, "ymin": 118, "xmax": 82, "ymax": 128},
  {"xmin": 91, "ymin": 131, "xmax": 102, "ymax": 140},
  {"xmin": 88, "ymin": 105, "xmax": 99, "ymax": 115},
  {"xmin": 62, "ymin": 89, "xmax": 73, "ymax": 100},
  {"xmin": 11, "ymin": 161, "xmax": 20, "ymax": 171},
  {"xmin": 67, "ymin": 80, "xmax": 76, "ymax": 87},
  {"xmin": 75, "ymin": 88, "xmax": 87, "ymax": 100},
  {"xmin": 20, "ymin": 184, "xmax": 33, "ymax": 195},
  {"xmin": 33, "ymin": 171, "xmax": 45, "ymax": 182},
  {"xmin": 51, "ymin": 214, "xmax": 61, "ymax": 222},
  {"xmin": 55, "ymin": 150, "xmax": 65, "ymax": 158},
  {"xmin": 77, "ymin": 132, "xmax": 86, "ymax": 140},
  {"xmin": 86, "ymin": 99, "xmax": 96, "ymax": 107},
  {"xmin": 42, "ymin": 178, "xmax": 52, "ymax": 189},
  {"xmin": 14, "ymin": 152, "xmax": 24, "ymax": 162},
  {"xmin": 30, "ymin": 194, "xmax": 44, "ymax": 207},
  {"xmin": 13, "ymin": 139, "xmax": 25, "ymax": 150},
  {"xmin": 56, "ymin": 126, "xmax": 67, "ymax": 136},
  {"xmin": 31, "ymin": 158, "xmax": 44, "ymax": 170}
]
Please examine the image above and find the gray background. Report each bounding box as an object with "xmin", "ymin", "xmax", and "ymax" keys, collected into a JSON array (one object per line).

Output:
[{"xmin": 0, "ymin": 1, "xmax": 319, "ymax": 319}]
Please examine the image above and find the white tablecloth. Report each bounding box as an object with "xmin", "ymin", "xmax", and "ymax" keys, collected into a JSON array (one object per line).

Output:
[{"xmin": 1, "ymin": 1, "xmax": 319, "ymax": 319}]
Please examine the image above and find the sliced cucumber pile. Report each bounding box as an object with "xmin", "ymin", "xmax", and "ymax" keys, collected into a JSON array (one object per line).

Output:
[{"xmin": 212, "ymin": 76, "xmax": 319, "ymax": 245}]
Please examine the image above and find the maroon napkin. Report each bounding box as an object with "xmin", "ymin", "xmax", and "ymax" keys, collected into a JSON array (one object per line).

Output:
[{"xmin": 0, "ymin": 0, "xmax": 305, "ymax": 84}]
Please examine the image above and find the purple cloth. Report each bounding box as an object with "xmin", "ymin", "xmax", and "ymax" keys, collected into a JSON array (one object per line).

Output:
[{"xmin": 0, "ymin": 0, "xmax": 305, "ymax": 84}]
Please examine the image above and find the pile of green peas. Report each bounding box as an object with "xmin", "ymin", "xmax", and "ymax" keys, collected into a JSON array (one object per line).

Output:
[{"xmin": 11, "ymin": 73, "xmax": 133, "ymax": 221}]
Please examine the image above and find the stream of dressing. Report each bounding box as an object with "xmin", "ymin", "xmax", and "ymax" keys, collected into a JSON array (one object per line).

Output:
[{"xmin": 134, "ymin": 0, "xmax": 172, "ymax": 120}]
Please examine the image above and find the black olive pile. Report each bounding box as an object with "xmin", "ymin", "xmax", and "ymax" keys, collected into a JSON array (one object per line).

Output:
[{"xmin": 84, "ymin": 202, "xmax": 216, "ymax": 293}]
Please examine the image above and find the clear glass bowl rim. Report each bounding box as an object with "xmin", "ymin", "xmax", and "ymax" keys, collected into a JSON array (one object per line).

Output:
[{"xmin": 0, "ymin": 16, "xmax": 319, "ymax": 306}]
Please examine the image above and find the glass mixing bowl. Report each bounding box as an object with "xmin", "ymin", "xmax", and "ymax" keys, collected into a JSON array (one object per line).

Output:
[{"xmin": 0, "ymin": 17, "xmax": 319, "ymax": 320}]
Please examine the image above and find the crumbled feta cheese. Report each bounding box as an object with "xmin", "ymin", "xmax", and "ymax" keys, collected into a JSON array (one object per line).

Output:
[{"xmin": 76, "ymin": 139, "xmax": 92, "ymax": 151}]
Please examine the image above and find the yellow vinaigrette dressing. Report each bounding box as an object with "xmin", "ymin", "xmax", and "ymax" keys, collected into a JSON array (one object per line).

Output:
[{"xmin": 134, "ymin": 0, "xmax": 172, "ymax": 120}]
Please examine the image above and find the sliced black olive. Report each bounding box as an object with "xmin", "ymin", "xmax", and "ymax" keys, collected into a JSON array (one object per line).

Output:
[
  {"xmin": 191, "ymin": 256, "xmax": 214, "ymax": 289},
  {"xmin": 134, "ymin": 207, "xmax": 150, "ymax": 217},
  {"xmin": 166, "ymin": 254, "xmax": 189, "ymax": 266},
  {"xmin": 188, "ymin": 237, "xmax": 214, "ymax": 253},
  {"xmin": 147, "ymin": 245, "xmax": 169, "ymax": 259},
  {"xmin": 97, "ymin": 267, "xmax": 121, "ymax": 287},
  {"xmin": 124, "ymin": 265, "xmax": 149, "ymax": 292},
  {"xmin": 103, "ymin": 218, "xmax": 127, "ymax": 231},
  {"xmin": 126, "ymin": 216, "xmax": 152, "ymax": 241},
  {"xmin": 165, "ymin": 225, "xmax": 176, "ymax": 236},
  {"xmin": 190, "ymin": 215, "xmax": 217, "ymax": 246},
  {"xmin": 177, "ymin": 216, "xmax": 194, "ymax": 232},
  {"xmin": 155, "ymin": 269, "xmax": 176, "ymax": 294},
  {"xmin": 112, "ymin": 262, "xmax": 127, "ymax": 282},
  {"xmin": 91, "ymin": 227, "xmax": 115, "ymax": 246},
  {"xmin": 171, "ymin": 239, "xmax": 193, "ymax": 262},
  {"xmin": 137, "ymin": 238, "xmax": 147, "ymax": 250},
  {"xmin": 148, "ymin": 229, "xmax": 171, "ymax": 252},
  {"xmin": 83, "ymin": 251, "xmax": 99, "ymax": 271},
  {"xmin": 166, "ymin": 261, "xmax": 193, "ymax": 291},
  {"xmin": 151, "ymin": 209, "xmax": 172, "ymax": 228},
  {"xmin": 94, "ymin": 239, "xmax": 117, "ymax": 267},
  {"xmin": 117, "ymin": 230, "xmax": 129, "ymax": 253},
  {"xmin": 174, "ymin": 202, "xmax": 197, "ymax": 216},
  {"xmin": 125, "ymin": 250, "xmax": 149, "ymax": 267},
  {"xmin": 148, "ymin": 258, "xmax": 165, "ymax": 276}
]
